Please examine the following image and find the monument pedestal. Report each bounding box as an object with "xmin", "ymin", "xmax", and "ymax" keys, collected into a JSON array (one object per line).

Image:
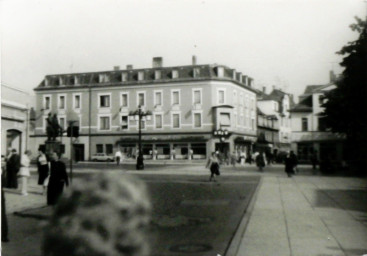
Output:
[{"xmin": 45, "ymin": 140, "xmax": 61, "ymax": 157}]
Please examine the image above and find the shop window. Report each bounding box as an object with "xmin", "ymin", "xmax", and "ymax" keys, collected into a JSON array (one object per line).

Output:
[
  {"xmin": 96, "ymin": 144, "xmax": 103, "ymax": 153},
  {"xmin": 106, "ymin": 144, "xmax": 113, "ymax": 155}
]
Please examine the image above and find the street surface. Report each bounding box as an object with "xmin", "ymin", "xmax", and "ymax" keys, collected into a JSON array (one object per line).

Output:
[
  {"xmin": 2, "ymin": 163, "xmax": 260, "ymax": 256},
  {"xmin": 2, "ymin": 163, "xmax": 367, "ymax": 256}
]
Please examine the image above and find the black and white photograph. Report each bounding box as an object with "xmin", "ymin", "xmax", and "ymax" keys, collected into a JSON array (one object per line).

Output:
[{"xmin": 1, "ymin": 0, "xmax": 366, "ymax": 255}]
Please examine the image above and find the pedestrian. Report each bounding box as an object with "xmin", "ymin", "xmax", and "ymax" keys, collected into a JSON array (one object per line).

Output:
[
  {"xmin": 115, "ymin": 149, "xmax": 122, "ymax": 165},
  {"xmin": 5, "ymin": 149, "xmax": 20, "ymax": 189},
  {"xmin": 284, "ymin": 152, "xmax": 293, "ymax": 177},
  {"xmin": 42, "ymin": 173, "xmax": 151, "ymax": 256},
  {"xmin": 206, "ymin": 152, "xmax": 220, "ymax": 182},
  {"xmin": 240, "ymin": 151, "xmax": 246, "ymax": 165},
  {"xmin": 171, "ymin": 147, "xmax": 176, "ymax": 160},
  {"xmin": 311, "ymin": 150, "xmax": 318, "ymax": 171},
  {"xmin": 37, "ymin": 148, "xmax": 50, "ymax": 195},
  {"xmin": 290, "ymin": 151, "xmax": 298, "ymax": 174},
  {"xmin": 47, "ymin": 152, "xmax": 69, "ymax": 206},
  {"xmin": 19, "ymin": 150, "xmax": 32, "ymax": 196},
  {"xmin": 1, "ymin": 155, "xmax": 9, "ymax": 242},
  {"xmin": 256, "ymin": 152, "xmax": 266, "ymax": 172}
]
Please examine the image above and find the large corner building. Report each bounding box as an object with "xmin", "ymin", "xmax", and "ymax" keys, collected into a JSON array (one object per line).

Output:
[{"xmin": 31, "ymin": 57, "xmax": 258, "ymax": 161}]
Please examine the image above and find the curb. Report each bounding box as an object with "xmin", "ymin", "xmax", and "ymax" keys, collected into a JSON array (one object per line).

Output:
[{"xmin": 224, "ymin": 176, "xmax": 263, "ymax": 256}]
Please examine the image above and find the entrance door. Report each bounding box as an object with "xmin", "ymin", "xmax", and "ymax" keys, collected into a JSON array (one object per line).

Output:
[
  {"xmin": 7, "ymin": 129, "xmax": 22, "ymax": 154},
  {"xmin": 73, "ymin": 144, "xmax": 85, "ymax": 162}
]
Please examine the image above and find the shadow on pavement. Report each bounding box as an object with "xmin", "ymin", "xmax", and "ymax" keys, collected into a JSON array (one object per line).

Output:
[{"xmin": 315, "ymin": 189, "xmax": 367, "ymax": 212}]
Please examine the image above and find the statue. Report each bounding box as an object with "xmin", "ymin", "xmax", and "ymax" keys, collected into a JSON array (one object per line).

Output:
[{"xmin": 46, "ymin": 113, "xmax": 63, "ymax": 141}]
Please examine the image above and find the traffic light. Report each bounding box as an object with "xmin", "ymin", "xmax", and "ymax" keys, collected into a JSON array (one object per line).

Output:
[{"xmin": 67, "ymin": 126, "xmax": 79, "ymax": 138}]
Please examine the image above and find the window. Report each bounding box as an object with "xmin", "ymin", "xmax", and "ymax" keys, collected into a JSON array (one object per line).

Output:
[
  {"xmin": 59, "ymin": 117, "xmax": 65, "ymax": 130},
  {"xmin": 96, "ymin": 144, "xmax": 103, "ymax": 153},
  {"xmin": 106, "ymin": 144, "xmax": 113, "ymax": 155},
  {"xmin": 155, "ymin": 70, "xmax": 161, "ymax": 80},
  {"xmin": 240, "ymin": 115, "xmax": 244, "ymax": 126},
  {"xmin": 172, "ymin": 114, "xmax": 180, "ymax": 128},
  {"xmin": 234, "ymin": 114, "xmax": 237, "ymax": 128},
  {"xmin": 172, "ymin": 70, "xmax": 179, "ymax": 79},
  {"xmin": 172, "ymin": 91, "xmax": 180, "ymax": 105},
  {"xmin": 100, "ymin": 95, "xmax": 110, "ymax": 108},
  {"xmin": 318, "ymin": 95, "xmax": 324, "ymax": 106},
  {"xmin": 251, "ymin": 119, "xmax": 255, "ymax": 130},
  {"xmin": 155, "ymin": 91, "xmax": 162, "ymax": 106},
  {"xmin": 44, "ymin": 96, "xmax": 51, "ymax": 110},
  {"xmin": 318, "ymin": 117, "xmax": 327, "ymax": 131},
  {"xmin": 274, "ymin": 102, "xmax": 278, "ymax": 111},
  {"xmin": 245, "ymin": 95, "xmax": 249, "ymax": 109},
  {"xmin": 194, "ymin": 113, "xmax": 202, "ymax": 128},
  {"xmin": 138, "ymin": 92, "xmax": 145, "ymax": 106},
  {"xmin": 121, "ymin": 93, "xmax": 128, "ymax": 107},
  {"xmin": 99, "ymin": 116, "xmax": 110, "ymax": 130},
  {"xmin": 302, "ymin": 118, "xmax": 308, "ymax": 131},
  {"xmin": 193, "ymin": 68, "xmax": 200, "ymax": 77},
  {"xmin": 155, "ymin": 114, "xmax": 162, "ymax": 129},
  {"xmin": 122, "ymin": 72, "xmax": 128, "ymax": 82},
  {"xmin": 140, "ymin": 120, "xmax": 146, "ymax": 129},
  {"xmin": 251, "ymin": 98, "xmax": 255, "ymax": 110},
  {"xmin": 121, "ymin": 116, "xmax": 128, "ymax": 130},
  {"xmin": 74, "ymin": 95, "xmax": 81, "ymax": 109},
  {"xmin": 220, "ymin": 113, "xmax": 231, "ymax": 127},
  {"xmin": 218, "ymin": 90, "xmax": 225, "ymax": 104},
  {"xmin": 193, "ymin": 90, "xmax": 201, "ymax": 104},
  {"xmin": 59, "ymin": 95, "xmax": 65, "ymax": 109},
  {"xmin": 138, "ymin": 71, "xmax": 144, "ymax": 81}
]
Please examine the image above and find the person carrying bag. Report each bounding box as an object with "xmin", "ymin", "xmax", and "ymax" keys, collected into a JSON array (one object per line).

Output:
[{"xmin": 206, "ymin": 152, "xmax": 220, "ymax": 182}]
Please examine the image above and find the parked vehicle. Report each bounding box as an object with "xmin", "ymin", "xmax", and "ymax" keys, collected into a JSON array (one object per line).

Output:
[{"xmin": 91, "ymin": 153, "xmax": 114, "ymax": 162}]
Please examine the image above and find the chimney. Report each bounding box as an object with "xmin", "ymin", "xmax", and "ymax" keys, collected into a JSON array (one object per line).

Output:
[
  {"xmin": 192, "ymin": 55, "xmax": 197, "ymax": 65},
  {"xmin": 272, "ymin": 85, "xmax": 276, "ymax": 91},
  {"xmin": 248, "ymin": 77, "xmax": 253, "ymax": 87},
  {"xmin": 262, "ymin": 86, "xmax": 266, "ymax": 93},
  {"xmin": 152, "ymin": 57, "xmax": 163, "ymax": 68},
  {"xmin": 113, "ymin": 66, "xmax": 120, "ymax": 71},
  {"xmin": 243, "ymin": 75, "xmax": 248, "ymax": 85},
  {"xmin": 329, "ymin": 70, "xmax": 336, "ymax": 83},
  {"xmin": 126, "ymin": 65, "xmax": 133, "ymax": 70}
]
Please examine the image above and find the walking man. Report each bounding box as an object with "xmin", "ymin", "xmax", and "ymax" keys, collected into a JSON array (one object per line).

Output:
[
  {"xmin": 115, "ymin": 149, "xmax": 122, "ymax": 165},
  {"xmin": 6, "ymin": 149, "xmax": 20, "ymax": 189}
]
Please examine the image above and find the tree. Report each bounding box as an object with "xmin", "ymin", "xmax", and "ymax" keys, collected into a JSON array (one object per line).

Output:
[{"xmin": 322, "ymin": 17, "xmax": 367, "ymax": 175}]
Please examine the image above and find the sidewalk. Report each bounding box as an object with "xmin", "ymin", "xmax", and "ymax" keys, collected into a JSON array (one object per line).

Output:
[{"xmin": 236, "ymin": 174, "xmax": 367, "ymax": 256}]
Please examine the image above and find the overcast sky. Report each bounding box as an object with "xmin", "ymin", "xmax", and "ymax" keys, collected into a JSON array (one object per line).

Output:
[{"xmin": 1, "ymin": 0, "xmax": 365, "ymax": 99}]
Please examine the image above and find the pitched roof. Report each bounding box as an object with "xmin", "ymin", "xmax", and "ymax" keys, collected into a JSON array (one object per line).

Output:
[{"xmin": 289, "ymin": 95, "xmax": 312, "ymax": 113}]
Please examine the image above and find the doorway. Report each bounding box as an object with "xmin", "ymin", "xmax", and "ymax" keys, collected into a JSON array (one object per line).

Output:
[
  {"xmin": 73, "ymin": 144, "xmax": 85, "ymax": 162},
  {"xmin": 7, "ymin": 129, "xmax": 22, "ymax": 154}
]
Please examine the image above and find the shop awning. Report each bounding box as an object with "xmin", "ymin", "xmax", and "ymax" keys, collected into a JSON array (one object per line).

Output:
[{"xmin": 234, "ymin": 135, "xmax": 257, "ymax": 143}]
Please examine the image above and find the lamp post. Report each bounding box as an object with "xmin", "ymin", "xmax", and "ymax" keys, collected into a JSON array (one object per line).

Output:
[
  {"xmin": 129, "ymin": 105, "xmax": 152, "ymax": 170},
  {"xmin": 67, "ymin": 119, "xmax": 78, "ymax": 183}
]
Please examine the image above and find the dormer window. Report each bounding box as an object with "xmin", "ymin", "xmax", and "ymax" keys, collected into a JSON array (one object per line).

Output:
[
  {"xmin": 172, "ymin": 70, "xmax": 179, "ymax": 79},
  {"xmin": 74, "ymin": 76, "xmax": 79, "ymax": 85},
  {"xmin": 193, "ymin": 68, "xmax": 200, "ymax": 78},
  {"xmin": 99, "ymin": 74, "xmax": 110, "ymax": 83},
  {"xmin": 122, "ymin": 72, "xmax": 128, "ymax": 82},
  {"xmin": 59, "ymin": 77, "xmax": 64, "ymax": 85},
  {"xmin": 217, "ymin": 67, "xmax": 224, "ymax": 77},
  {"xmin": 138, "ymin": 71, "xmax": 144, "ymax": 81},
  {"xmin": 155, "ymin": 70, "xmax": 161, "ymax": 80}
]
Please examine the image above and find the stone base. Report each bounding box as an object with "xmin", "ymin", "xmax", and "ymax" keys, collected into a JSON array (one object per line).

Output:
[{"xmin": 45, "ymin": 140, "xmax": 62, "ymax": 157}]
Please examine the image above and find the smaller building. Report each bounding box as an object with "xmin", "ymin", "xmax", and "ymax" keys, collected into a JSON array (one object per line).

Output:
[
  {"xmin": 289, "ymin": 83, "xmax": 345, "ymax": 164},
  {"xmin": 255, "ymin": 87, "xmax": 294, "ymax": 159},
  {"xmin": 1, "ymin": 84, "xmax": 33, "ymax": 156}
]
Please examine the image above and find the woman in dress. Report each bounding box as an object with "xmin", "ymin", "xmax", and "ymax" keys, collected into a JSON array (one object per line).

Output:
[
  {"xmin": 47, "ymin": 153, "xmax": 69, "ymax": 206},
  {"xmin": 37, "ymin": 148, "xmax": 49, "ymax": 195},
  {"xmin": 206, "ymin": 152, "xmax": 220, "ymax": 182},
  {"xmin": 256, "ymin": 152, "xmax": 266, "ymax": 172},
  {"xmin": 19, "ymin": 150, "xmax": 32, "ymax": 196}
]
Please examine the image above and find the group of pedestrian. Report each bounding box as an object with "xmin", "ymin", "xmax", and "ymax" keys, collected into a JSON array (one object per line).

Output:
[
  {"xmin": 284, "ymin": 151, "xmax": 298, "ymax": 177},
  {"xmin": 37, "ymin": 149, "xmax": 69, "ymax": 205}
]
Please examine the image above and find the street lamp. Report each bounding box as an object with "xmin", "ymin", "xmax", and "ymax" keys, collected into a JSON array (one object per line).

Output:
[
  {"xmin": 213, "ymin": 129, "xmax": 230, "ymax": 153},
  {"xmin": 129, "ymin": 105, "xmax": 152, "ymax": 170}
]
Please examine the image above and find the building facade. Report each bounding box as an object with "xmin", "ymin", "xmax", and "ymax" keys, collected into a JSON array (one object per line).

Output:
[
  {"xmin": 1, "ymin": 84, "xmax": 33, "ymax": 156},
  {"xmin": 255, "ymin": 87, "xmax": 293, "ymax": 157},
  {"xmin": 290, "ymin": 83, "xmax": 345, "ymax": 163},
  {"xmin": 31, "ymin": 57, "xmax": 257, "ymax": 161}
]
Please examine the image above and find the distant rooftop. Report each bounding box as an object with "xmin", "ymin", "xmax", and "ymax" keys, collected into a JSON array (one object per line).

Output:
[{"xmin": 34, "ymin": 56, "xmax": 256, "ymax": 92}]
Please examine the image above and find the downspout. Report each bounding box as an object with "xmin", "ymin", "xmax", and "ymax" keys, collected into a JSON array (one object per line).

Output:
[{"xmin": 88, "ymin": 85, "xmax": 92, "ymax": 161}]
